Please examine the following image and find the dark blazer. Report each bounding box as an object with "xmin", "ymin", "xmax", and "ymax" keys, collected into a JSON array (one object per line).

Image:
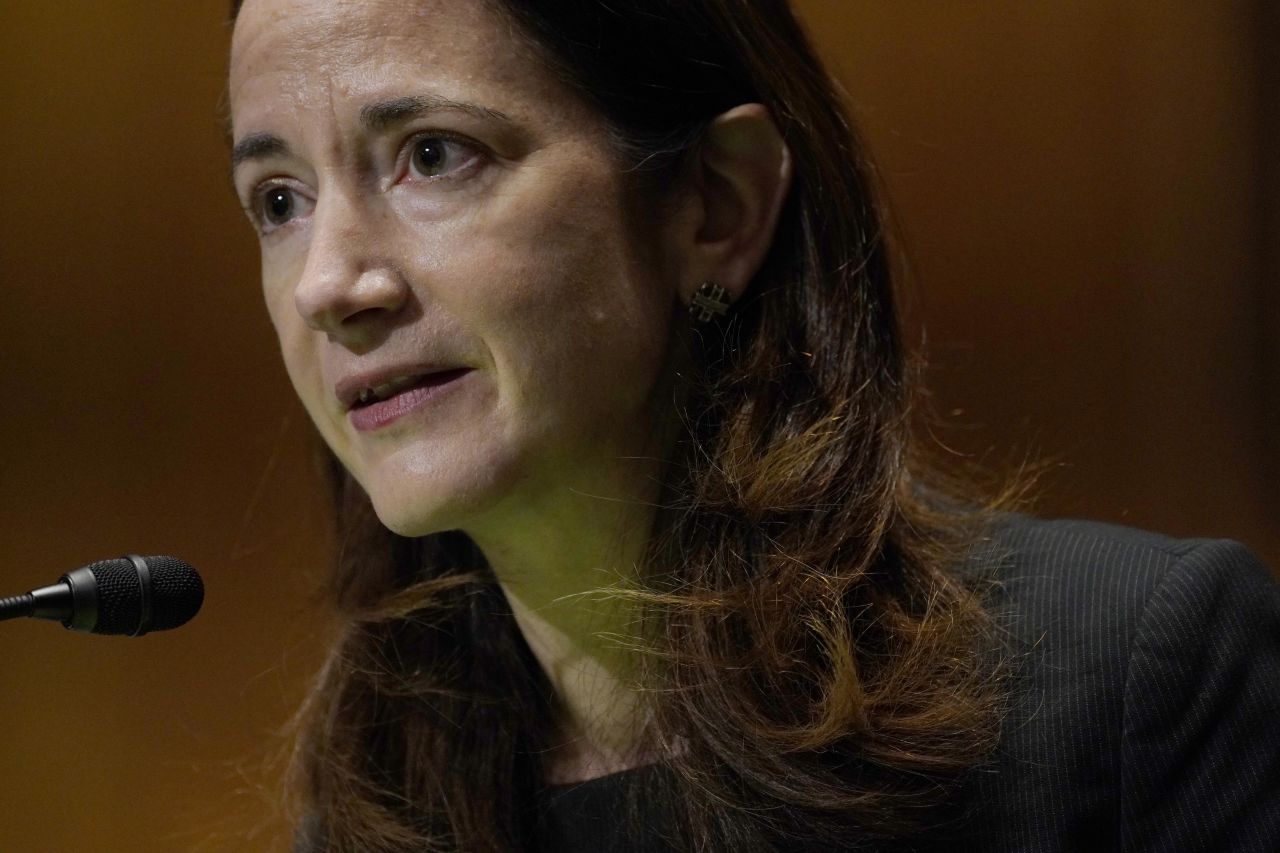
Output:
[
  {"xmin": 535, "ymin": 516, "xmax": 1280, "ymax": 851},
  {"xmin": 951, "ymin": 516, "xmax": 1280, "ymax": 851}
]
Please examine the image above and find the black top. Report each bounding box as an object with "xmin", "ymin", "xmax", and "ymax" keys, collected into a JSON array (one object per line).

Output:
[{"xmin": 533, "ymin": 516, "xmax": 1280, "ymax": 851}]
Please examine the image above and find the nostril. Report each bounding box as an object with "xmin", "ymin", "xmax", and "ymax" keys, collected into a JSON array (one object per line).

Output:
[{"xmin": 296, "ymin": 265, "xmax": 411, "ymax": 337}]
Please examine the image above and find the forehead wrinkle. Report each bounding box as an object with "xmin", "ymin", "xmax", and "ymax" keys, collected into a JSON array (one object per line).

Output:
[
  {"xmin": 231, "ymin": 0, "xmax": 612, "ymax": 173},
  {"xmin": 240, "ymin": 0, "xmax": 485, "ymax": 78},
  {"xmin": 233, "ymin": 6, "xmax": 384, "ymax": 107},
  {"xmin": 233, "ymin": 7, "xmax": 494, "ymax": 125}
]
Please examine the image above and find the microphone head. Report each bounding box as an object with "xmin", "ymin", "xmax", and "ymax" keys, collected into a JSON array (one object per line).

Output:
[
  {"xmin": 79, "ymin": 556, "xmax": 204, "ymax": 636},
  {"xmin": 144, "ymin": 556, "xmax": 205, "ymax": 631}
]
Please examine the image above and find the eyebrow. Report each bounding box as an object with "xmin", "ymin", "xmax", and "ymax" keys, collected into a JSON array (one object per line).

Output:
[
  {"xmin": 359, "ymin": 94, "xmax": 513, "ymax": 133},
  {"xmin": 229, "ymin": 94, "xmax": 513, "ymax": 175},
  {"xmin": 230, "ymin": 132, "xmax": 292, "ymax": 172}
]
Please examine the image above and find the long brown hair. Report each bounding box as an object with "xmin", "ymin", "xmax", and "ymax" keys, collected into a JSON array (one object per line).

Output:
[{"xmin": 231, "ymin": 1, "xmax": 1008, "ymax": 850}]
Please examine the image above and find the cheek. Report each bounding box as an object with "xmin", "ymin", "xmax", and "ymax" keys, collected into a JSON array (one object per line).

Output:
[
  {"xmin": 260, "ymin": 242, "xmax": 300, "ymax": 330},
  {"xmin": 493, "ymin": 166, "xmax": 665, "ymax": 328},
  {"xmin": 261, "ymin": 248, "xmax": 328, "ymax": 418},
  {"xmin": 467, "ymin": 213, "xmax": 676, "ymax": 442}
]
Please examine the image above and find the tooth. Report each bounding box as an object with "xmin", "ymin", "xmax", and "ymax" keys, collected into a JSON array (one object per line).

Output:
[{"xmin": 360, "ymin": 375, "xmax": 422, "ymax": 405}]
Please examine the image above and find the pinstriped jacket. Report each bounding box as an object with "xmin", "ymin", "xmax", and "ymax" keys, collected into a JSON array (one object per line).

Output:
[
  {"xmin": 533, "ymin": 517, "xmax": 1280, "ymax": 851},
  {"xmin": 949, "ymin": 516, "xmax": 1280, "ymax": 851}
]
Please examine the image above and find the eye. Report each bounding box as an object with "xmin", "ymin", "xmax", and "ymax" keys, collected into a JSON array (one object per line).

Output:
[
  {"xmin": 247, "ymin": 182, "xmax": 314, "ymax": 235},
  {"xmin": 406, "ymin": 135, "xmax": 478, "ymax": 181},
  {"xmin": 263, "ymin": 187, "xmax": 296, "ymax": 224}
]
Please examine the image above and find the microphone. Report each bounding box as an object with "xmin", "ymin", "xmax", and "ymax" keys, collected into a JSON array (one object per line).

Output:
[{"xmin": 0, "ymin": 555, "xmax": 203, "ymax": 636}]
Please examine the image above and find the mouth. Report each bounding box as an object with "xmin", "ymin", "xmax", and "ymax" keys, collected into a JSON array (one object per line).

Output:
[
  {"xmin": 346, "ymin": 368, "xmax": 471, "ymax": 410},
  {"xmin": 342, "ymin": 367, "xmax": 473, "ymax": 432}
]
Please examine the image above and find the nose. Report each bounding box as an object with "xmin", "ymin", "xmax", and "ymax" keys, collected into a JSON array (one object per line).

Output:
[{"xmin": 294, "ymin": 192, "xmax": 410, "ymax": 346}]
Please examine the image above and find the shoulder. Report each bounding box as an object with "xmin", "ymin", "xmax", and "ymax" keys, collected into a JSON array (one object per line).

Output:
[
  {"xmin": 978, "ymin": 512, "xmax": 1263, "ymax": 589},
  {"xmin": 955, "ymin": 515, "xmax": 1280, "ymax": 851},
  {"xmin": 971, "ymin": 514, "xmax": 1274, "ymax": 654}
]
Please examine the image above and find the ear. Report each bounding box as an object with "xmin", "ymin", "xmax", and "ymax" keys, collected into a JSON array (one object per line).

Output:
[{"xmin": 676, "ymin": 103, "xmax": 793, "ymax": 306}]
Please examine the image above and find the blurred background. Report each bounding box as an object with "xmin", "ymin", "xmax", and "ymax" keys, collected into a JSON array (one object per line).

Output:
[{"xmin": 0, "ymin": 1, "xmax": 1275, "ymax": 850}]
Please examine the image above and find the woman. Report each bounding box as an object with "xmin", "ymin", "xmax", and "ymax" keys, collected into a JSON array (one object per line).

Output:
[{"xmin": 227, "ymin": 0, "xmax": 1280, "ymax": 850}]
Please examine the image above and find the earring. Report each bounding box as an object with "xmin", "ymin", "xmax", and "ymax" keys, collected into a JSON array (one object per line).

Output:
[{"xmin": 689, "ymin": 281, "xmax": 732, "ymax": 323}]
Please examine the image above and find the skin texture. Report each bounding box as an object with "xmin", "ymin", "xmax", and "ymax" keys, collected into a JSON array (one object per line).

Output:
[{"xmin": 229, "ymin": 0, "xmax": 791, "ymax": 781}]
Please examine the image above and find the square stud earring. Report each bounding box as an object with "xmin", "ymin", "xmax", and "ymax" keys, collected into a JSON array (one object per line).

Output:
[{"xmin": 689, "ymin": 282, "xmax": 731, "ymax": 323}]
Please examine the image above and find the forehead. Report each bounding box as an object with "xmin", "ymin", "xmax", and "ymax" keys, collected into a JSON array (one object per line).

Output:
[
  {"xmin": 229, "ymin": 0, "xmax": 575, "ymax": 134},
  {"xmin": 232, "ymin": 0, "xmax": 499, "ymax": 71}
]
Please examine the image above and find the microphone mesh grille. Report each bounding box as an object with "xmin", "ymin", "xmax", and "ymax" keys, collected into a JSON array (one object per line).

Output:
[
  {"xmin": 147, "ymin": 556, "xmax": 204, "ymax": 631},
  {"xmin": 86, "ymin": 556, "xmax": 204, "ymax": 635},
  {"xmin": 88, "ymin": 559, "xmax": 142, "ymax": 635}
]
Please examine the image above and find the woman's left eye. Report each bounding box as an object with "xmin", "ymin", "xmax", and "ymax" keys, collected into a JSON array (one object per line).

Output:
[{"xmin": 405, "ymin": 135, "xmax": 478, "ymax": 181}]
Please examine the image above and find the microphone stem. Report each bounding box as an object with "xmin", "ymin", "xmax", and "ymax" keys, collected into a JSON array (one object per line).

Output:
[{"xmin": 0, "ymin": 593, "xmax": 35, "ymax": 622}]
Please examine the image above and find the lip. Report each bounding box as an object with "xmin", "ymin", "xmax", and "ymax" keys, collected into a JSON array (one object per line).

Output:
[
  {"xmin": 343, "ymin": 367, "xmax": 473, "ymax": 432},
  {"xmin": 335, "ymin": 364, "xmax": 467, "ymax": 412}
]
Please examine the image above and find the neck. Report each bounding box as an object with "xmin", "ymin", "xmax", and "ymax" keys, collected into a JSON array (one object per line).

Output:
[{"xmin": 464, "ymin": 450, "xmax": 666, "ymax": 783}]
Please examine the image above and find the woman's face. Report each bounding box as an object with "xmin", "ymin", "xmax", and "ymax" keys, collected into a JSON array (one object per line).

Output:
[{"xmin": 229, "ymin": 0, "xmax": 686, "ymax": 537}]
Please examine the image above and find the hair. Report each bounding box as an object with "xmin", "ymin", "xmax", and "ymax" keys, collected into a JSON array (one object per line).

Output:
[{"xmin": 231, "ymin": 1, "xmax": 1011, "ymax": 850}]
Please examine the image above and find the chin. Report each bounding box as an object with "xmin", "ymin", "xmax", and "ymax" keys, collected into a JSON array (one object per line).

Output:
[
  {"xmin": 357, "ymin": 454, "xmax": 522, "ymax": 541},
  {"xmin": 374, "ymin": 512, "xmax": 442, "ymax": 539},
  {"xmin": 362, "ymin": 482, "xmax": 470, "ymax": 539}
]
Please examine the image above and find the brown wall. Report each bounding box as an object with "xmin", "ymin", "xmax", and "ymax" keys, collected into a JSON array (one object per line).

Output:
[
  {"xmin": 809, "ymin": 1, "xmax": 1278, "ymax": 552},
  {"xmin": 0, "ymin": 2, "xmax": 1274, "ymax": 850}
]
